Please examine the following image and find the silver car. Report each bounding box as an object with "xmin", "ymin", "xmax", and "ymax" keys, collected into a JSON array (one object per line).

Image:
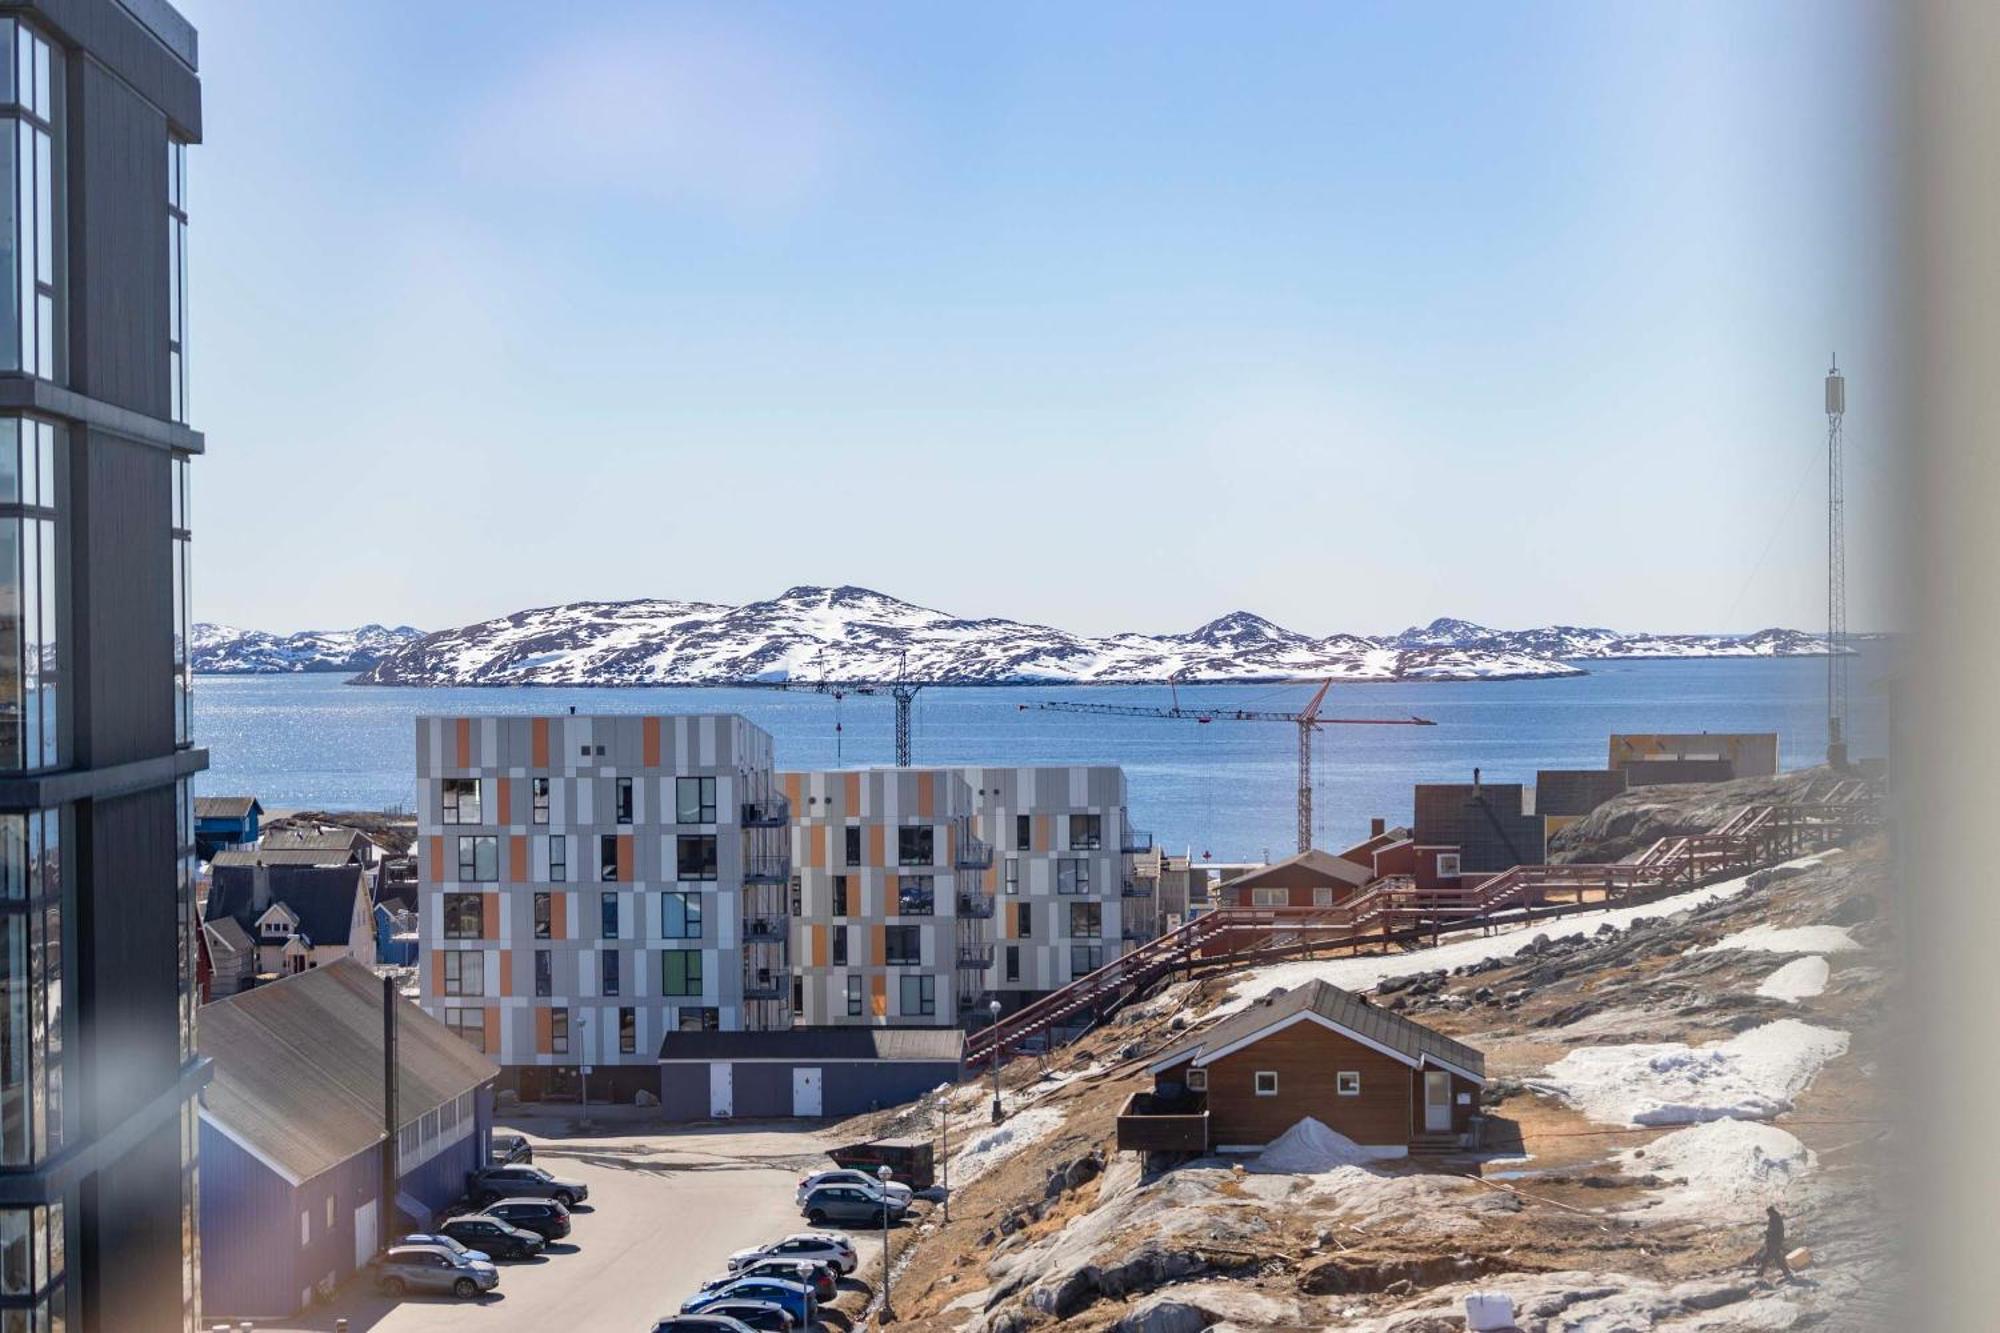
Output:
[
  {"xmin": 728, "ymin": 1231, "xmax": 859, "ymax": 1275},
  {"xmin": 370, "ymin": 1243, "xmax": 500, "ymax": 1300}
]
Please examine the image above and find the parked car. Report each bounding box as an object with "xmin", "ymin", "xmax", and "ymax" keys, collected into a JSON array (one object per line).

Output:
[
  {"xmin": 681, "ymin": 1277, "xmax": 815, "ymax": 1329},
  {"xmin": 471, "ymin": 1164, "xmax": 588, "ymax": 1207},
  {"xmin": 401, "ymin": 1231, "xmax": 491, "ymax": 1264},
  {"xmin": 490, "ymin": 1132, "xmax": 534, "ymax": 1165},
  {"xmin": 796, "ymin": 1168, "xmax": 913, "ymax": 1208},
  {"xmin": 691, "ymin": 1299, "xmax": 796, "ymax": 1331},
  {"xmin": 701, "ymin": 1258, "xmax": 834, "ymax": 1303},
  {"xmin": 436, "ymin": 1213, "xmax": 546, "ymax": 1261},
  {"xmin": 481, "ymin": 1197, "xmax": 572, "ymax": 1241},
  {"xmin": 801, "ymin": 1183, "xmax": 906, "ymax": 1228},
  {"xmin": 728, "ymin": 1232, "xmax": 858, "ymax": 1276},
  {"xmin": 650, "ymin": 1317, "xmax": 758, "ymax": 1333},
  {"xmin": 368, "ymin": 1243, "xmax": 499, "ymax": 1300}
]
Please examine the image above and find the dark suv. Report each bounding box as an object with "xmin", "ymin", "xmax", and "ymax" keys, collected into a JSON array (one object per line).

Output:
[
  {"xmin": 802, "ymin": 1183, "xmax": 905, "ymax": 1227},
  {"xmin": 437, "ymin": 1213, "xmax": 546, "ymax": 1260},
  {"xmin": 471, "ymin": 1164, "xmax": 588, "ymax": 1208},
  {"xmin": 481, "ymin": 1198, "xmax": 572, "ymax": 1241},
  {"xmin": 490, "ymin": 1132, "xmax": 534, "ymax": 1166}
]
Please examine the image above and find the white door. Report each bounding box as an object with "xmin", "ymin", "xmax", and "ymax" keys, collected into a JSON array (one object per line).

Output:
[
  {"xmin": 353, "ymin": 1198, "xmax": 378, "ymax": 1269},
  {"xmin": 710, "ymin": 1061, "xmax": 734, "ymax": 1118},
  {"xmin": 792, "ymin": 1066, "xmax": 823, "ymax": 1118},
  {"xmin": 1423, "ymin": 1071, "xmax": 1452, "ymax": 1133}
]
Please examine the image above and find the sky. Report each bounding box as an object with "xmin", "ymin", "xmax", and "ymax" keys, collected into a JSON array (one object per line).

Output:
[{"xmin": 173, "ymin": 0, "xmax": 1894, "ymax": 638}]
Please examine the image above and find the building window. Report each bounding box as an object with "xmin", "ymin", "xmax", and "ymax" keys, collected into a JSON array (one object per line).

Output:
[
  {"xmin": 897, "ymin": 826, "xmax": 934, "ymax": 867},
  {"xmin": 549, "ymin": 1007, "xmax": 568, "ymax": 1055},
  {"xmin": 0, "ymin": 1201, "xmax": 64, "ymax": 1327},
  {"xmin": 1336, "ymin": 1071, "xmax": 1361, "ymax": 1096},
  {"xmin": 599, "ymin": 892, "xmax": 618, "ymax": 939},
  {"xmin": 1313, "ymin": 885, "xmax": 1334, "ymax": 907},
  {"xmin": 898, "ymin": 875, "xmax": 934, "ymax": 916},
  {"xmin": 599, "ymin": 834, "xmax": 619, "ymax": 882},
  {"xmin": 1251, "ymin": 887, "xmax": 1287, "ymax": 908},
  {"xmin": 601, "ymin": 949, "xmax": 620, "ymax": 997},
  {"xmin": 1, "ymin": 22, "xmax": 60, "ymax": 383},
  {"xmin": 441, "ymin": 777, "xmax": 482, "ymax": 825},
  {"xmin": 1004, "ymin": 945, "xmax": 1020, "ymax": 983},
  {"xmin": 532, "ymin": 891, "xmax": 551, "ymax": 940},
  {"xmin": 1254, "ymin": 1071, "xmax": 1279, "ymax": 1096},
  {"xmin": 1015, "ymin": 814, "xmax": 1031, "ymax": 851},
  {"xmin": 884, "ymin": 925, "xmax": 921, "ymax": 966},
  {"xmin": 618, "ymin": 1007, "xmax": 636, "ymax": 1054},
  {"xmin": 676, "ymin": 834, "xmax": 716, "ymax": 881},
  {"xmin": 167, "ymin": 133, "xmax": 188, "ymax": 419},
  {"xmin": 1185, "ymin": 1067, "xmax": 1207, "ymax": 1091},
  {"xmin": 531, "ymin": 777, "xmax": 550, "ymax": 825},
  {"xmin": 0, "ymin": 419, "xmax": 60, "ymax": 771},
  {"xmin": 169, "ymin": 449, "xmax": 188, "ymax": 751},
  {"xmin": 442, "ymin": 893, "xmax": 483, "ymax": 940},
  {"xmin": 176, "ymin": 783, "xmax": 194, "ymax": 1062},
  {"xmin": 1018, "ymin": 902, "xmax": 1033, "ymax": 936},
  {"xmin": 441, "ymin": 951, "xmax": 484, "ymax": 997},
  {"xmin": 533, "ymin": 949, "xmax": 551, "ymax": 998},
  {"xmin": 832, "ymin": 927, "xmax": 848, "ymax": 966},
  {"xmin": 845, "ymin": 975, "xmax": 863, "ymax": 1017},
  {"xmin": 899, "ymin": 974, "xmax": 935, "ymax": 1017},
  {"xmin": 1056, "ymin": 858, "xmax": 1090, "ymax": 895},
  {"xmin": 444, "ymin": 1007, "xmax": 485, "ymax": 1052},
  {"xmin": 843, "ymin": 825, "xmax": 862, "ymax": 866},
  {"xmin": 1068, "ymin": 902, "xmax": 1101, "ymax": 938},
  {"xmin": 661, "ymin": 949, "xmax": 703, "ymax": 997},
  {"xmin": 676, "ymin": 1005, "xmax": 718, "ymax": 1031},
  {"xmin": 1069, "ymin": 814, "xmax": 1102, "ymax": 850},
  {"xmin": 1004, "ymin": 858, "xmax": 1019, "ymax": 895},
  {"xmin": 549, "ymin": 834, "xmax": 566, "ymax": 883},
  {"xmin": 615, "ymin": 777, "xmax": 633, "ymax": 825},
  {"xmin": 660, "ymin": 891, "xmax": 702, "ymax": 940},
  {"xmin": 831, "ymin": 874, "xmax": 848, "ymax": 917},
  {"xmin": 676, "ymin": 776, "xmax": 716, "ymax": 824},
  {"xmin": 0, "ymin": 808, "xmax": 62, "ymax": 1166},
  {"xmin": 457, "ymin": 835, "xmax": 498, "ymax": 882},
  {"xmin": 1435, "ymin": 852, "xmax": 1462, "ymax": 878},
  {"xmin": 1068, "ymin": 944, "xmax": 1103, "ymax": 978}
]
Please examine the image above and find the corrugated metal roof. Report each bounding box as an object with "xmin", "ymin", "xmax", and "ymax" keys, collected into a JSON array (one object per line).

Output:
[
  {"xmin": 657, "ymin": 1026, "xmax": 965, "ymax": 1063},
  {"xmin": 261, "ymin": 828, "xmax": 374, "ymax": 853},
  {"xmin": 199, "ymin": 959, "xmax": 499, "ymax": 1184},
  {"xmin": 195, "ymin": 796, "xmax": 261, "ymax": 820},
  {"xmin": 1213, "ymin": 848, "xmax": 1374, "ymax": 895},
  {"xmin": 202, "ymin": 916, "xmax": 253, "ymax": 957},
  {"xmin": 211, "ymin": 847, "xmax": 360, "ymax": 868},
  {"xmin": 1150, "ymin": 979, "xmax": 1484, "ymax": 1080}
]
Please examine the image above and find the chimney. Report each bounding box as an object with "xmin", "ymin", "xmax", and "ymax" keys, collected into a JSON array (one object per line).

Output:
[{"xmin": 1370, "ymin": 817, "xmax": 1386, "ymax": 838}]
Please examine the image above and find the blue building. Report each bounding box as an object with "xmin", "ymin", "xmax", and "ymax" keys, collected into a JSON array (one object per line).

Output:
[
  {"xmin": 195, "ymin": 794, "xmax": 264, "ymax": 860},
  {"xmin": 374, "ymin": 902, "xmax": 419, "ymax": 966},
  {"xmin": 197, "ymin": 959, "xmax": 499, "ymax": 1321}
]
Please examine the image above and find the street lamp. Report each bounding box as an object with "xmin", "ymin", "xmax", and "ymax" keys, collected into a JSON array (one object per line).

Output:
[
  {"xmin": 988, "ymin": 999, "xmax": 1005, "ymax": 1125},
  {"xmin": 576, "ymin": 1012, "xmax": 592, "ymax": 1131},
  {"xmin": 876, "ymin": 1163, "xmax": 897, "ymax": 1322}
]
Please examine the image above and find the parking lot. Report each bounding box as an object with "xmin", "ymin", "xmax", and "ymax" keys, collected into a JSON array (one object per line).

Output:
[{"xmin": 242, "ymin": 1121, "xmax": 885, "ymax": 1332}]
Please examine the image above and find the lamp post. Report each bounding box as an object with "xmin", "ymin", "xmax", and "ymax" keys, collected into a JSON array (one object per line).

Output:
[
  {"xmin": 988, "ymin": 999, "xmax": 1005, "ymax": 1125},
  {"xmin": 576, "ymin": 1011, "xmax": 591, "ymax": 1131},
  {"xmin": 938, "ymin": 1089, "xmax": 950, "ymax": 1224},
  {"xmin": 876, "ymin": 1163, "xmax": 896, "ymax": 1322}
]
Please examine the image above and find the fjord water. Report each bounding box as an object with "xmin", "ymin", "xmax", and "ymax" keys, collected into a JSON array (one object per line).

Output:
[{"xmin": 194, "ymin": 646, "xmax": 1889, "ymax": 863}]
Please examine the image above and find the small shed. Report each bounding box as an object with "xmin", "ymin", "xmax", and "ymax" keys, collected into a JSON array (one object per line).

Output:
[
  {"xmin": 195, "ymin": 795, "xmax": 264, "ymax": 860},
  {"xmin": 1118, "ymin": 979, "xmax": 1485, "ymax": 1158},
  {"xmin": 1213, "ymin": 849, "xmax": 1374, "ymax": 909},
  {"xmin": 657, "ymin": 1027, "xmax": 964, "ymax": 1121}
]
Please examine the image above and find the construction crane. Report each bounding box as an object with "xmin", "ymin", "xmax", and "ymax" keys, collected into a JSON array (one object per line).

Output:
[
  {"xmin": 742, "ymin": 650, "xmax": 925, "ymax": 767},
  {"xmin": 1017, "ymin": 679, "xmax": 1435, "ymax": 853}
]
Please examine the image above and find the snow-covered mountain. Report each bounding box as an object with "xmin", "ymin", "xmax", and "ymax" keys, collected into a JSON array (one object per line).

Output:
[
  {"xmin": 192, "ymin": 623, "xmax": 426, "ymax": 674},
  {"xmin": 1384, "ymin": 618, "xmax": 1836, "ymax": 660}
]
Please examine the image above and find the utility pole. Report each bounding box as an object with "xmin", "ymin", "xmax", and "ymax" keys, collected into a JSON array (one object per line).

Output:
[
  {"xmin": 1826, "ymin": 357, "xmax": 1849, "ymax": 769},
  {"xmin": 380, "ymin": 974, "xmax": 399, "ymax": 1244}
]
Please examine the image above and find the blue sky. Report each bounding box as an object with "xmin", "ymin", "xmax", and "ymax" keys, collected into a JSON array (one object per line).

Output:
[{"xmin": 175, "ymin": 0, "xmax": 1893, "ymax": 637}]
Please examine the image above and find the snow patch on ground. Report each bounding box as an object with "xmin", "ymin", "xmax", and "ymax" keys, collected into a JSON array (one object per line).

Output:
[
  {"xmin": 1622, "ymin": 1119, "xmax": 1817, "ymax": 1222},
  {"xmin": 1701, "ymin": 923, "xmax": 1859, "ymax": 955},
  {"xmin": 1755, "ymin": 955, "xmax": 1832, "ymax": 1002},
  {"xmin": 1248, "ymin": 1117, "xmax": 1377, "ymax": 1173},
  {"xmin": 948, "ymin": 1106, "xmax": 1066, "ymax": 1186},
  {"xmin": 1530, "ymin": 1019, "xmax": 1851, "ymax": 1126}
]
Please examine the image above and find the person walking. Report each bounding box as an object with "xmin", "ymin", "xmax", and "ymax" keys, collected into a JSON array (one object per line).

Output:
[{"xmin": 1752, "ymin": 1205, "xmax": 1794, "ymax": 1281}]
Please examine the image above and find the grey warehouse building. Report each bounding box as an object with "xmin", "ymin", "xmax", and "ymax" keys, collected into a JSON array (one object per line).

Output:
[{"xmin": 657, "ymin": 1027, "xmax": 964, "ymax": 1121}]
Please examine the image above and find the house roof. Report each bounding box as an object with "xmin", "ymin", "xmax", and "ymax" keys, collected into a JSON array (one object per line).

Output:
[
  {"xmin": 1148, "ymin": 979, "xmax": 1485, "ymax": 1082},
  {"xmin": 195, "ymin": 796, "xmax": 263, "ymax": 820},
  {"xmin": 198, "ymin": 958, "xmax": 498, "ymax": 1185},
  {"xmin": 657, "ymin": 1026, "xmax": 965, "ymax": 1064},
  {"xmin": 205, "ymin": 864, "xmax": 369, "ymax": 949},
  {"xmin": 1214, "ymin": 848, "xmax": 1375, "ymax": 895},
  {"xmin": 261, "ymin": 827, "xmax": 374, "ymax": 854},
  {"xmin": 211, "ymin": 846, "xmax": 361, "ymax": 869},
  {"xmin": 202, "ymin": 915, "xmax": 254, "ymax": 957}
]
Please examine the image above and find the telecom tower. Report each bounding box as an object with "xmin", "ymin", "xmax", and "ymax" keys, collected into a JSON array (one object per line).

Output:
[{"xmin": 1825, "ymin": 357, "xmax": 1848, "ymax": 769}]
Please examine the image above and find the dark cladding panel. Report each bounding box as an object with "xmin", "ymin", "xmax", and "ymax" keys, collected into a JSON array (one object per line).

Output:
[
  {"xmin": 74, "ymin": 428, "xmax": 172, "ymax": 767},
  {"xmin": 1534, "ymin": 769, "xmax": 1630, "ymax": 818},
  {"xmin": 76, "ymin": 787, "xmax": 178, "ymax": 1126},
  {"xmin": 1413, "ymin": 783, "xmax": 1546, "ymax": 873}
]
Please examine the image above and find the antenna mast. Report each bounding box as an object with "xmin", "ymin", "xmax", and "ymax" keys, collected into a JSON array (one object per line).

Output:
[{"xmin": 1825, "ymin": 356, "xmax": 1848, "ymax": 769}]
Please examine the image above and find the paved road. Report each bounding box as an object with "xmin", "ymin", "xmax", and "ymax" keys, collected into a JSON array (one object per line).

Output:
[{"xmin": 238, "ymin": 1122, "xmax": 876, "ymax": 1333}]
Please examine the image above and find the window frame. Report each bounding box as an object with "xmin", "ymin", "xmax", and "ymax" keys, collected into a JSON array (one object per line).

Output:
[
  {"xmin": 548, "ymin": 834, "xmax": 566, "ymax": 883},
  {"xmin": 661, "ymin": 948, "xmax": 704, "ymax": 998},
  {"xmin": 441, "ymin": 950, "xmax": 483, "ymax": 997},
  {"xmin": 1068, "ymin": 813, "xmax": 1102, "ymax": 850},
  {"xmin": 675, "ymin": 833, "xmax": 717, "ymax": 882},
  {"xmin": 675, "ymin": 776, "xmax": 717, "ymax": 824},
  {"xmin": 659, "ymin": 890, "xmax": 703, "ymax": 940},
  {"xmin": 441, "ymin": 777, "xmax": 482, "ymax": 825},
  {"xmin": 614, "ymin": 777, "xmax": 633, "ymax": 825},
  {"xmin": 442, "ymin": 892, "xmax": 483, "ymax": 940},
  {"xmin": 531, "ymin": 891, "xmax": 551, "ymax": 940},
  {"xmin": 845, "ymin": 974, "xmax": 863, "ymax": 1017},
  {"xmin": 1254, "ymin": 1070, "xmax": 1279, "ymax": 1097},
  {"xmin": 1056, "ymin": 857, "xmax": 1090, "ymax": 896},
  {"xmin": 600, "ymin": 948, "xmax": 620, "ymax": 997},
  {"xmin": 897, "ymin": 874, "xmax": 935, "ymax": 916},
  {"xmin": 1186, "ymin": 1067, "xmax": 1208, "ymax": 1091},
  {"xmin": 883, "ymin": 924, "xmax": 921, "ymax": 967},
  {"xmin": 456, "ymin": 834, "xmax": 498, "ymax": 883},
  {"xmin": 1336, "ymin": 1070, "xmax": 1361, "ymax": 1097},
  {"xmin": 599, "ymin": 891, "xmax": 618, "ymax": 940},
  {"xmin": 898, "ymin": 973, "xmax": 935, "ymax": 1017},
  {"xmin": 531, "ymin": 777, "xmax": 550, "ymax": 825}
]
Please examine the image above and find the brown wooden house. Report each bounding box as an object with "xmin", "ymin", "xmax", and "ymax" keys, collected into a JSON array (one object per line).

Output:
[{"xmin": 1118, "ymin": 979, "xmax": 1485, "ymax": 1158}]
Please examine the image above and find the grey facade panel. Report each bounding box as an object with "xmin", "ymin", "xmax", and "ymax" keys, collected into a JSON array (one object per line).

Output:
[
  {"xmin": 1412, "ymin": 783, "xmax": 1545, "ymax": 873},
  {"xmin": 654, "ymin": 1059, "xmax": 962, "ymax": 1122},
  {"xmin": 1533, "ymin": 769, "xmax": 1629, "ymax": 818}
]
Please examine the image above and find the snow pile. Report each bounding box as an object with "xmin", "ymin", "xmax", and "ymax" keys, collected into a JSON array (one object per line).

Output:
[
  {"xmin": 1700, "ymin": 923, "xmax": 1859, "ymax": 955},
  {"xmin": 1248, "ymin": 1117, "xmax": 1376, "ymax": 1173},
  {"xmin": 1622, "ymin": 1119, "xmax": 1816, "ymax": 1220},
  {"xmin": 1530, "ymin": 1019, "xmax": 1851, "ymax": 1126},
  {"xmin": 949, "ymin": 1106, "xmax": 1066, "ymax": 1186},
  {"xmin": 1756, "ymin": 956, "xmax": 1831, "ymax": 1002}
]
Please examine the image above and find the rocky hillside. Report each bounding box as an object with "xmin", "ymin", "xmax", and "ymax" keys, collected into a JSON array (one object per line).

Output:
[
  {"xmin": 191, "ymin": 623, "xmax": 425, "ymax": 674},
  {"xmin": 1547, "ymin": 766, "xmax": 1843, "ymax": 864}
]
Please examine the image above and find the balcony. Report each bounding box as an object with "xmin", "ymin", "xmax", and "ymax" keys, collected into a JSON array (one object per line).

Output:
[
  {"xmin": 955, "ymin": 945, "xmax": 995, "ymax": 970},
  {"xmin": 1121, "ymin": 879, "xmax": 1155, "ymax": 898},
  {"xmin": 742, "ymin": 795, "xmax": 792, "ymax": 828},
  {"xmin": 742, "ymin": 917, "xmax": 788, "ymax": 943},
  {"xmin": 955, "ymin": 833, "xmax": 995, "ymax": 871},
  {"xmin": 742, "ymin": 968, "xmax": 790, "ymax": 1000},
  {"xmin": 1122, "ymin": 827, "xmax": 1154, "ymax": 854},
  {"xmin": 954, "ymin": 892, "xmax": 995, "ymax": 919},
  {"xmin": 1115, "ymin": 1090, "xmax": 1209, "ymax": 1154},
  {"xmin": 743, "ymin": 854, "xmax": 790, "ymax": 885}
]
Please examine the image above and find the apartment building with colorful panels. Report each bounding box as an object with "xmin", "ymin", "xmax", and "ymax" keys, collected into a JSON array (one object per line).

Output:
[
  {"xmin": 782, "ymin": 767, "xmax": 996, "ymax": 1027},
  {"xmin": 416, "ymin": 714, "xmax": 791, "ymax": 1101},
  {"xmin": 960, "ymin": 766, "xmax": 1153, "ymax": 1013}
]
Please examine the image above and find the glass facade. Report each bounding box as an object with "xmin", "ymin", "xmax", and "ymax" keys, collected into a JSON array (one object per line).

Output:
[
  {"xmin": 171, "ymin": 456, "xmax": 190, "ymax": 748},
  {"xmin": 167, "ymin": 139, "xmax": 187, "ymax": 422},
  {"xmin": 0, "ymin": 809, "xmax": 60, "ymax": 1169},
  {"xmin": 0, "ymin": 20, "xmax": 58, "ymax": 382},
  {"xmin": 175, "ymin": 781, "xmax": 195, "ymax": 1063},
  {"xmin": 0, "ymin": 1201, "xmax": 63, "ymax": 1331},
  {"xmin": 177, "ymin": 1101, "xmax": 197, "ymax": 1332},
  {"xmin": 0, "ymin": 420, "xmax": 57, "ymax": 773}
]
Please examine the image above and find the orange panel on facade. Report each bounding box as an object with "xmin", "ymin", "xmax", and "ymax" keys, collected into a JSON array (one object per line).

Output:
[
  {"xmin": 531, "ymin": 718, "xmax": 550, "ymax": 768},
  {"xmin": 842, "ymin": 772, "xmax": 860, "ymax": 813},
  {"xmin": 482, "ymin": 1007, "xmax": 500, "ymax": 1055},
  {"xmin": 867, "ymin": 824, "xmax": 885, "ymax": 868},
  {"xmin": 643, "ymin": 716, "xmax": 662, "ymax": 768},
  {"xmin": 783, "ymin": 772, "xmax": 802, "ymax": 807},
  {"xmin": 872, "ymin": 924, "xmax": 887, "ymax": 966},
  {"xmin": 550, "ymin": 892, "xmax": 567, "ymax": 941},
  {"xmin": 885, "ymin": 874, "xmax": 899, "ymax": 912},
  {"xmin": 811, "ymin": 925, "xmax": 828, "ymax": 967},
  {"xmin": 870, "ymin": 975, "xmax": 887, "ymax": 1018},
  {"xmin": 428, "ymin": 835, "xmax": 444, "ymax": 883},
  {"xmin": 481, "ymin": 894, "xmax": 498, "ymax": 940},
  {"xmin": 509, "ymin": 835, "xmax": 527, "ymax": 883},
  {"xmin": 495, "ymin": 777, "xmax": 511, "ymax": 827},
  {"xmin": 499, "ymin": 950, "xmax": 514, "ymax": 996},
  {"xmin": 455, "ymin": 718, "xmax": 471, "ymax": 768},
  {"xmin": 617, "ymin": 835, "xmax": 634, "ymax": 884},
  {"xmin": 431, "ymin": 951, "xmax": 445, "ymax": 996},
  {"xmin": 916, "ymin": 774, "xmax": 935, "ymax": 819},
  {"xmin": 535, "ymin": 1006, "xmax": 553, "ymax": 1055},
  {"xmin": 1035, "ymin": 815, "xmax": 1053, "ymax": 852}
]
